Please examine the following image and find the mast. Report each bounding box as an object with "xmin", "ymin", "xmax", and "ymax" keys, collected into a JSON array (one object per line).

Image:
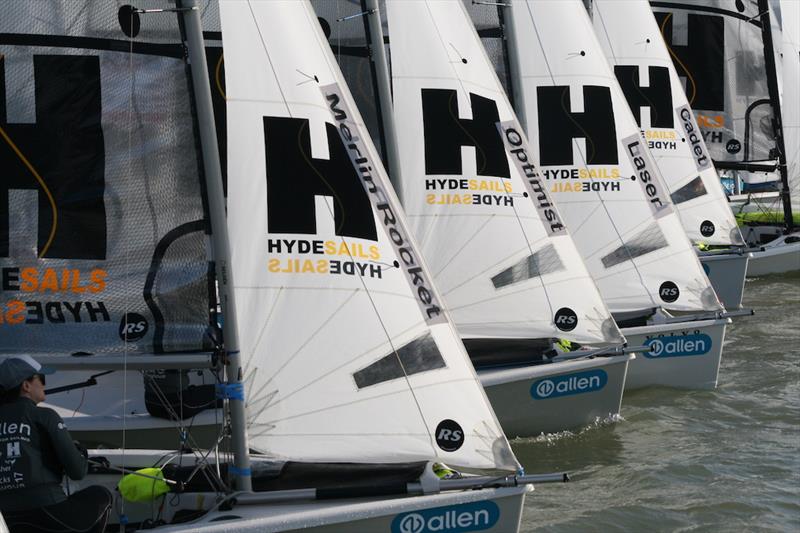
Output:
[
  {"xmin": 363, "ymin": 0, "xmax": 404, "ymax": 200},
  {"xmin": 758, "ymin": 0, "xmax": 793, "ymax": 232},
  {"xmin": 503, "ymin": 0, "xmax": 528, "ymax": 131},
  {"xmin": 180, "ymin": 0, "xmax": 252, "ymax": 492}
]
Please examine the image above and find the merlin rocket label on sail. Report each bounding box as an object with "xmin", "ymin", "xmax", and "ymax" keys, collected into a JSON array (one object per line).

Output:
[
  {"xmin": 622, "ymin": 133, "xmax": 673, "ymax": 218},
  {"xmin": 676, "ymin": 104, "xmax": 713, "ymax": 172},
  {"xmin": 391, "ymin": 500, "xmax": 500, "ymax": 533},
  {"xmin": 498, "ymin": 120, "xmax": 567, "ymax": 237},
  {"xmin": 644, "ymin": 333, "xmax": 712, "ymax": 358},
  {"xmin": 320, "ymin": 82, "xmax": 445, "ymax": 325},
  {"xmin": 530, "ymin": 369, "xmax": 608, "ymax": 400}
]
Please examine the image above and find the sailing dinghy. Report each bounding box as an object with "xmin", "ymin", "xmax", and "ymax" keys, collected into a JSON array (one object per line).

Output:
[
  {"xmin": 502, "ymin": 0, "xmax": 750, "ymax": 390},
  {"xmin": 381, "ymin": 0, "xmax": 634, "ymax": 437},
  {"xmin": 3, "ymin": 1, "xmax": 553, "ymax": 529},
  {"xmin": 650, "ymin": 0, "xmax": 799, "ymax": 275},
  {"xmin": 591, "ymin": 0, "xmax": 752, "ymax": 308}
]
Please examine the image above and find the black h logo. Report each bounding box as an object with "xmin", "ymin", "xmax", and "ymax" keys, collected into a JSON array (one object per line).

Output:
[
  {"xmin": 1, "ymin": 55, "xmax": 106, "ymax": 259},
  {"xmin": 537, "ymin": 85, "xmax": 618, "ymax": 165},
  {"xmin": 263, "ymin": 116, "xmax": 377, "ymax": 241},
  {"xmin": 654, "ymin": 12, "xmax": 725, "ymax": 111},
  {"xmin": 614, "ymin": 65, "xmax": 674, "ymax": 128},
  {"xmin": 421, "ymin": 89, "xmax": 510, "ymax": 179}
]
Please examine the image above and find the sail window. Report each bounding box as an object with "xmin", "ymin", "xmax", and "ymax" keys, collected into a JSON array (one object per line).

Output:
[
  {"xmin": 353, "ymin": 333, "xmax": 445, "ymax": 389},
  {"xmin": 491, "ymin": 244, "xmax": 564, "ymax": 289},
  {"xmin": 669, "ymin": 176, "xmax": 708, "ymax": 205},
  {"xmin": 601, "ymin": 224, "xmax": 668, "ymax": 268}
]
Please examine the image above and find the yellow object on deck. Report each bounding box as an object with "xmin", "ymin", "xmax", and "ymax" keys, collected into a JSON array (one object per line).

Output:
[{"xmin": 118, "ymin": 467, "xmax": 170, "ymax": 502}]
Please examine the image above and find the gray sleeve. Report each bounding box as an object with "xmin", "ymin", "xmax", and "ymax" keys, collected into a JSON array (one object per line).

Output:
[{"xmin": 41, "ymin": 408, "xmax": 88, "ymax": 480}]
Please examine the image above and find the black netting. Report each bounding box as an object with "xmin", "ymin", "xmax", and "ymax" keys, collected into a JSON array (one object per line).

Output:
[{"xmin": 0, "ymin": 1, "xmax": 213, "ymax": 355}]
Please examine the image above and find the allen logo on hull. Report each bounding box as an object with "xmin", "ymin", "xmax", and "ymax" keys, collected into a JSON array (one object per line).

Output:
[
  {"xmin": 531, "ymin": 369, "xmax": 608, "ymax": 400},
  {"xmin": 644, "ymin": 333, "xmax": 712, "ymax": 358},
  {"xmin": 392, "ymin": 500, "xmax": 500, "ymax": 533}
]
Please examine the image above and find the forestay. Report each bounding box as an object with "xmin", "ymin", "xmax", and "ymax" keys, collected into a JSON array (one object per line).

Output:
[
  {"xmin": 506, "ymin": 0, "xmax": 721, "ymax": 314},
  {"xmin": 782, "ymin": 0, "xmax": 800, "ymax": 210},
  {"xmin": 592, "ymin": 0, "xmax": 744, "ymax": 247},
  {"xmin": 0, "ymin": 1, "xmax": 214, "ymax": 356},
  {"xmin": 649, "ymin": 0, "xmax": 779, "ymax": 181},
  {"xmin": 386, "ymin": 0, "xmax": 622, "ymax": 345},
  {"xmin": 220, "ymin": 0, "xmax": 516, "ymax": 471}
]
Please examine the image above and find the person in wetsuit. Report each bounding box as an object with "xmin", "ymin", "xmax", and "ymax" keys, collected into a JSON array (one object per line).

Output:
[{"xmin": 0, "ymin": 355, "xmax": 112, "ymax": 532}]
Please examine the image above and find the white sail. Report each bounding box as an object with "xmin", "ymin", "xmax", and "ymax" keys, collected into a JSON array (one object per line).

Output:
[
  {"xmin": 507, "ymin": 0, "xmax": 721, "ymax": 314},
  {"xmin": 782, "ymin": 0, "xmax": 800, "ymax": 210},
  {"xmin": 387, "ymin": 0, "xmax": 623, "ymax": 345},
  {"xmin": 592, "ymin": 0, "xmax": 744, "ymax": 247},
  {"xmin": 220, "ymin": 0, "xmax": 516, "ymax": 471}
]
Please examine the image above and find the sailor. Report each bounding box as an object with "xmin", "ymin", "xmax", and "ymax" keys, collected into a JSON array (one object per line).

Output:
[{"xmin": 0, "ymin": 355, "xmax": 112, "ymax": 533}]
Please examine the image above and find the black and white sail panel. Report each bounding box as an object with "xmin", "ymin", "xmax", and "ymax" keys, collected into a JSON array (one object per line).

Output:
[
  {"xmin": 0, "ymin": 2, "xmax": 214, "ymax": 356},
  {"xmin": 650, "ymin": 0, "xmax": 779, "ymax": 177}
]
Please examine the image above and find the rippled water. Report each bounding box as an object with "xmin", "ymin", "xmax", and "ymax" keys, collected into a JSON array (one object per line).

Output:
[{"xmin": 516, "ymin": 274, "xmax": 800, "ymax": 532}]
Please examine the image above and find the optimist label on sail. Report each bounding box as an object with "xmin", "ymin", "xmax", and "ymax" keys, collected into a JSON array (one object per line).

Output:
[
  {"xmin": 392, "ymin": 500, "xmax": 500, "ymax": 533},
  {"xmin": 676, "ymin": 104, "xmax": 713, "ymax": 172},
  {"xmin": 497, "ymin": 121, "xmax": 567, "ymax": 236},
  {"xmin": 622, "ymin": 133, "xmax": 673, "ymax": 218},
  {"xmin": 320, "ymin": 83, "xmax": 445, "ymax": 325}
]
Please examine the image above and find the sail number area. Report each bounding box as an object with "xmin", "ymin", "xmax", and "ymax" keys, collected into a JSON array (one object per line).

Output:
[
  {"xmin": 267, "ymin": 239, "xmax": 383, "ymax": 278},
  {"xmin": 1, "ymin": 267, "xmax": 110, "ymax": 325}
]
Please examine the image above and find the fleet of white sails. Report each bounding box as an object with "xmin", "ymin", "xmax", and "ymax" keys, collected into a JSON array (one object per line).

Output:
[{"xmin": 0, "ymin": 0, "xmax": 796, "ymax": 531}]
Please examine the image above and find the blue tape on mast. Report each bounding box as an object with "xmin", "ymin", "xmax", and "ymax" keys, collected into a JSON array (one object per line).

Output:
[
  {"xmin": 229, "ymin": 466, "xmax": 252, "ymax": 477},
  {"xmin": 215, "ymin": 382, "xmax": 245, "ymax": 401}
]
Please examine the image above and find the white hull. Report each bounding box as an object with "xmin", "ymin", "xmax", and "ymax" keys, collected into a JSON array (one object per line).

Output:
[
  {"xmin": 479, "ymin": 354, "xmax": 633, "ymax": 437},
  {"xmin": 71, "ymin": 451, "xmax": 528, "ymax": 532},
  {"xmin": 698, "ymin": 252, "xmax": 750, "ymax": 310},
  {"xmin": 621, "ymin": 318, "xmax": 729, "ymax": 390},
  {"xmin": 746, "ymin": 233, "xmax": 800, "ymax": 276}
]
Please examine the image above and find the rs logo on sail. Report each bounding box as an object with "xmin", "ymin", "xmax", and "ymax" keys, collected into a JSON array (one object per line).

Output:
[
  {"xmin": 392, "ymin": 500, "xmax": 499, "ymax": 533},
  {"xmin": 644, "ymin": 334, "xmax": 712, "ymax": 358},
  {"xmin": 530, "ymin": 369, "xmax": 607, "ymax": 400}
]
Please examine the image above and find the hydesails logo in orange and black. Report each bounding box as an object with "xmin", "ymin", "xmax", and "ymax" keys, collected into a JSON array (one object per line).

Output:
[{"xmin": 0, "ymin": 54, "xmax": 111, "ymax": 328}]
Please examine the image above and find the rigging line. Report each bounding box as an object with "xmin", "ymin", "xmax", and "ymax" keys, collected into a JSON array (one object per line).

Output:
[
  {"xmin": 215, "ymin": 52, "xmax": 225, "ymax": 99},
  {"xmin": 659, "ymin": 12, "xmax": 697, "ymax": 105},
  {"xmin": 0, "ymin": 125, "xmax": 58, "ymax": 257},
  {"xmin": 425, "ymin": 0, "xmax": 559, "ymax": 319},
  {"xmin": 525, "ymin": 2, "xmax": 658, "ymax": 309}
]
